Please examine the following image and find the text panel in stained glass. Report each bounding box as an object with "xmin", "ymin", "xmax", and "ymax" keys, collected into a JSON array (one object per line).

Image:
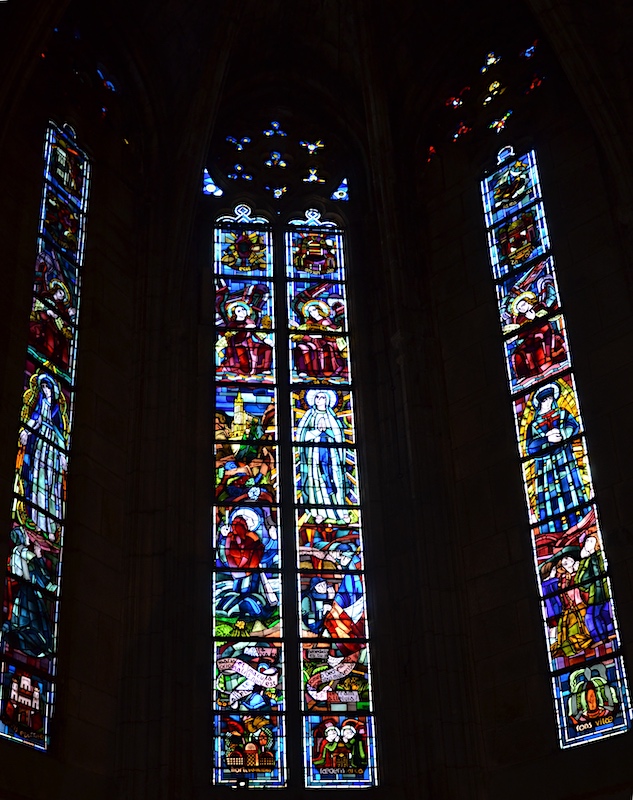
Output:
[
  {"xmin": 0, "ymin": 122, "xmax": 90, "ymax": 750},
  {"xmin": 481, "ymin": 146, "xmax": 631, "ymax": 748}
]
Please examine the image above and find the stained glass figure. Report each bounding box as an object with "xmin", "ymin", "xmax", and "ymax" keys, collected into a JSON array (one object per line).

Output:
[
  {"xmin": 203, "ymin": 169, "xmax": 224, "ymax": 197},
  {"xmin": 214, "ymin": 571, "xmax": 282, "ymax": 638},
  {"xmin": 0, "ymin": 122, "xmax": 90, "ymax": 750},
  {"xmin": 292, "ymin": 389, "xmax": 354, "ymax": 444},
  {"xmin": 481, "ymin": 146, "xmax": 630, "ymax": 748},
  {"xmin": 215, "ymin": 227, "xmax": 272, "ymax": 276},
  {"xmin": 215, "ymin": 328, "xmax": 275, "ymax": 383},
  {"xmin": 296, "ymin": 508, "xmax": 363, "ymax": 571},
  {"xmin": 304, "ymin": 715, "xmax": 376, "ymax": 787},
  {"xmin": 489, "ymin": 109, "xmax": 513, "ymax": 133},
  {"xmin": 503, "ymin": 314, "xmax": 569, "ymax": 391},
  {"xmin": 299, "ymin": 573, "xmax": 366, "ymax": 640},
  {"xmin": 300, "ymin": 140, "xmax": 325, "ymax": 155},
  {"xmin": 331, "ymin": 179, "xmax": 349, "ymax": 201},
  {"xmin": 214, "ymin": 505, "xmax": 280, "ymax": 569}
]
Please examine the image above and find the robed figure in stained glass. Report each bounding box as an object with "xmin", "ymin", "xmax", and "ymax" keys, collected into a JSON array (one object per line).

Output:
[
  {"xmin": 216, "ymin": 299, "xmax": 273, "ymax": 379},
  {"xmin": 577, "ymin": 533, "xmax": 614, "ymax": 646},
  {"xmin": 291, "ymin": 300, "xmax": 347, "ymax": 382},
  {"xmin": 525, "ymin": 383, "xmax": 589, "ymax": 521},
  {"xmin": 2, "ymin": 526, "xmax": 57, "ymax": 658},
  {"xmin": 297, "ymin": 390, "xmax": 347, "ymax": 506},
  {"xmin": 15, "ymin": 372, "xmax": 69, "ymax": 536}
]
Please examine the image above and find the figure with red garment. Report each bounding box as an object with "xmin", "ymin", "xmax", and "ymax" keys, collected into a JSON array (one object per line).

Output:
[
  {"xmin": 216, "ymin": 506, "xmax": 278, "ymax": 571},
  {"xmin": 291, "ymin": 299, "xmax": 347, "ymax": 381},
  {"xmin": 313, "ymin": 720, "xmax": 342, "ymax": 768},
  {"xmin": 216, "ymin": 299, "xmax": 273, "ymax": 379},
  {"xmin": 29, "ymin": 276, "xmax": 75, "ymax": 371},
  {"xmin": 509, "ymin": 293, "xmax": 566, "ymax": 382}
]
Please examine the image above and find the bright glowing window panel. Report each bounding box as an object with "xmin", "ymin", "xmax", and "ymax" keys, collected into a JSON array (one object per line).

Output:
[
  {"xmin": 285, "ymin": 229, "xmax": 346, "ymax": 281},
  {"xmin": 291, "ymin": 389, "xmax": 355, "ymax": 444},
  {"xmin": 482, "ymin": 149, "xmax": 542, "ymax": 228},
  {"xmin": 481, "ymin": 146, "xmax": 631, "ymax": 748},
  {"xmin": 214, "ymin": 640, "xmax": 285, "ymax": 711},
  {"xmin": 296, "ymin": 508, "xmax": 364, "ymax": 572},
  {"xmin": 293, "ymin": 447, "xmax": 359, "ymax": 506},
  {"xmin": 554, "ymin": 657, "xmax": 630, "ymax": 747},
  {"xmin": 214, "ymin": 713, "xmax": 286, "ymax": 786},
  {"xmin": 215, "ymin": 385, "xmax": 277, "ymax": 440},
  {"xmin": 214, "ymin": 226, "xmax": 273, "ymax": 276},
  {"xmin": 213, "ymin": 505, "xmax": 281, "ymax": 570},
  {"xmin": 0, "ymin": 122, "xmax": 90, "ymax": 750},
  {"xmin": 287, "ymin": 281, "xmax": 348, "ymax": 331},
  {"xmin": 487, "ymin": 201, "xmax": 550, "ymax": 280},
  {"xmin": 301, "ymin": 641, "xmax": 372, "ymax": 713},
  {"xmin": 215, "ymin": 278, "xmax": 275, "ymax": 329},
  {"xmin": 299, "ymin": 572, "xmax": 367, "ymax": 640},
  {"xmin": 215, "ymin": 330, "xmax": 276, "ymax": 384},
  {"xmin": 303, "ymin": 715, "xmax": 377, "ymax": 787}
]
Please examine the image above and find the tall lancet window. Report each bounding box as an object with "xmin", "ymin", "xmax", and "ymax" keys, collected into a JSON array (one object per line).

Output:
[
  {"xmin": 0, "ymin": 122, "xmax": 90, "ymax": 749},
  {"xmin": 481, "ymin": 145, "xmax": 631, "ymax": 747},
  {"xmin": 209, "ymin": 120, "xmax": 377, "ymax": 787}
]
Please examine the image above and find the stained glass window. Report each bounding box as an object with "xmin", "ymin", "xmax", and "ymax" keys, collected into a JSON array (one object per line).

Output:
[
  {"xmin": 481, "ymin": 145, "xmax": 632, "ymax": 747},
  {"xmin": 209, "ymin": 122, "xmax": 377, "ymax": 787},
  {"xmin": 0, "ymin": 122, "xmax": 90, "ymax": 749}
]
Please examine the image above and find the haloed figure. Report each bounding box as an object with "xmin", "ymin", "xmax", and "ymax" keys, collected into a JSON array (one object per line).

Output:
[
  {"xmin": 17, "ymin": 373, "xmax": 69, "ymax": 536},
  {"xmin": 526, "ymin": 383, "xmax": 588, "ymax": 520},
  {"xmin": 297, "ymin": 390, "xmax": 347, "ymax": 506}
]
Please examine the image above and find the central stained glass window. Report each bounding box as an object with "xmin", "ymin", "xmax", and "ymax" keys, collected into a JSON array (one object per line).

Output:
[{"xmin": 209, "ymin": 121, "xmax": 376, "ymax": 788}]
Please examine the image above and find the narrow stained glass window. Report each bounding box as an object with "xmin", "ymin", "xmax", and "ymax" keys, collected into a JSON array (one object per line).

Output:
[
  {"xmin": 0, "ymin": 122, "xmax": 90, "ymax": 749},
  {"xmin": 209, "ymin": 122, "xmax": 377, "ymax": 787},
  {"xmin": 481, "ymin": 145, "xmax": 632, "ymax": 747}
]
